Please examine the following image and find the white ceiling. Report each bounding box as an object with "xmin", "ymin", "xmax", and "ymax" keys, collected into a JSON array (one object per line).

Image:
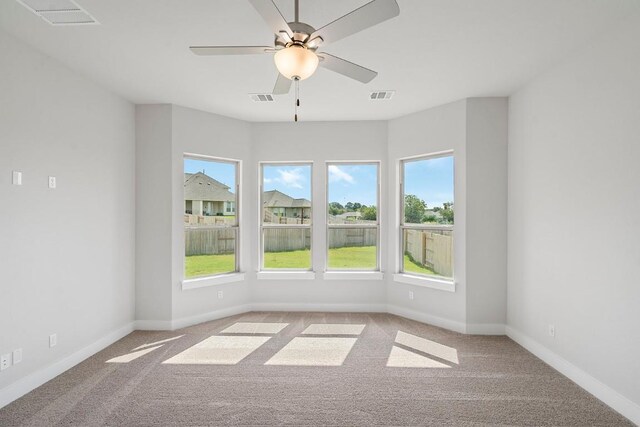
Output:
[{"xmin": 1, "ymin": 0, "xmax": 638, "ymax": 122}]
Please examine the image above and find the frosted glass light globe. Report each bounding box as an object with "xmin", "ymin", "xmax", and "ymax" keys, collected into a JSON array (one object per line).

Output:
[{"xmin": 274, "ymin": 45, "xmax": 319, "ymax": 80}]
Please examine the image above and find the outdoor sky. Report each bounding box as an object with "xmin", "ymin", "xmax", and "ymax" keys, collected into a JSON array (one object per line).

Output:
[{"xmin": 184, "ymin": 156, "xmax": 454, "ymax": 209}]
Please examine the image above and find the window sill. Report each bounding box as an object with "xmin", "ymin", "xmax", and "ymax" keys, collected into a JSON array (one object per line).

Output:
[
  {"xmin": 182, "ymin": 273, "xmax": 245, "ymax": 290},
  {"xmin": 256, "ymin": 271, "xmax": 316, "ymax": 280},
  {"xmin": 393, "ymin": 273, "xmax": 455, "ymax": 292},
  {"xmin": 323, "ymin": 271, "xmax": 384, "ymax": 281}
]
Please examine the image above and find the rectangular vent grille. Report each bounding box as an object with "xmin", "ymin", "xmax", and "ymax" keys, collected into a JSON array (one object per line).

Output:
[
  {"xmin": 369, "ymin": 90, "xmax": 395, "ymax": 100},
  {"xmin": 249, "ymin": 94, "xmax": 275, "ymax": 102},
  {"xmin": 16, "ymin": 0, "xmax": 99, "ymax": 25}
]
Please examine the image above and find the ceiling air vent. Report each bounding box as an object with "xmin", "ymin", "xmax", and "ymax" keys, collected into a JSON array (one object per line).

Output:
[
  {"xmin": 369, "ymin": 90, "xmax": 395, "ymax": 100},
  {"xmin": 16, "ymin": 0, "xmax": 99, "ymax": 25},
  {"xmin": 249, "ymin": 94, "xmax": 275, "ymax": 102}
]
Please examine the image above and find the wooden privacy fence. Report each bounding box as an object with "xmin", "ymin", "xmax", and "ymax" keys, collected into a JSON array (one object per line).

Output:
[
  {"xmin": 404, "ymin": 228, "xmax": 453, "ymax": 277},
  {"xmin": 185, "ymin": 226, "xmax": 236, "ymax": 256},
  {"xmin": 263, "ymin": 228, "xmax": 311, "ymax": 252},
  {"xmin": 328, "ymin": 228, "xmax": 377, "ymax": 248},
  {"xmin": 185, "ymin": 226, "xmax": 377, "ymax": 256}
]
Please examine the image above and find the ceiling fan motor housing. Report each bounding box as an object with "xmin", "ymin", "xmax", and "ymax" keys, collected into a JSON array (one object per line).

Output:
[{"xmin": 275, "ymin": 21, "xmax": 318, "ymax": 50}]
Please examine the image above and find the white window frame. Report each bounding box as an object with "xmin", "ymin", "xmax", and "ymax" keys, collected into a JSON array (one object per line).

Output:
[
  {"xmin": 259, "ymin": 161, "xmax": 313, "ymax": 272},
  {"xmin": 183, "ymin": 153, "xmax": 241, "ymax": 280},
  {"xmin": 398, "ymin": 151, "xmax": 454, "ymax": 282},
  {"xmin": 325, "ymin": 161, "xmax": 381, "ymax": 272}
]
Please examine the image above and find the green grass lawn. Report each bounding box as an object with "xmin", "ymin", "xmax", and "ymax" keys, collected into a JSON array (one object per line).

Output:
[
  {"xmin": 403, "ymin": 253, "xmax": 435, "ymax": 275},
  {"xmin": 185, "ymin": 253, "xmax": 235, "ymax": 278},
  {"xmin": 185, "ymin": 247, "xmax": 436, "ymax": 277},
  {"xmin": 264, "ymin": 249, "xmax": 311, "ymax": 269},
  {"xmin": 327, "ymin": 246, "xmax": 377, "ymax": 269}
]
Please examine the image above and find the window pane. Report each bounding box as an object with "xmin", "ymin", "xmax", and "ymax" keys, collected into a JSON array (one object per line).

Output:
[
  {"xmin": 403, "ymin": 156, "xmax": 454, "ymax": 225},
  {"xmin": 327, "ymin": 228, "xmax": 378, "ymax": 270},
  {"xmin": 263, "ymin": 228, "xmax": 311, "ymax": 269},
  {"xmin": 184, "ymin": 156, "xmax": 238, "ymax": 278},
  {"xmin": 184, "ymin": 157, "xmax": 236, "ymax": 223},
  {"xmin": 262, "ymin": 164, "xmax": 311, "ymax": 225},
  {"xmin": 402, "ymin": 228, "xmax": 453, "ymax": 279},
  {"xmin": 327, "ymin": 164, "xmax": 378, "ymax": 225},
  {"xmin": 185, "ymin": 227, "xmax": 236, "ymax": 278}
]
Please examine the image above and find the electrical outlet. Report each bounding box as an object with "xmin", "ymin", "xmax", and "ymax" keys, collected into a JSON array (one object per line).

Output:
[
  {"xmin": 217, "ymin": 290, "xmax": 224, "ymax": 299},
  {"xmin": 12, "ymin": 171, "xmax": 22, "ymax": 185},
  {"xmin": 13, "ymin": 348, "xmax": 22, "ymax": 364},
  {"xmin": 0, "ymin": 354, "xmax": 10, "ymax": 371},
  {"xmin": 49, "ymin": 333, "xmax": 57, "ymax": 348},
  {"xmin": 48, "ymin": 176, "xmax": 56, "ymax": 189},
  {"xmin": 548, "ymin": 325, "xmax": 555, "ymax": 338},
  {"xmin": 409, "ymin": 291, "xmax": 414, "ymax": 300}
]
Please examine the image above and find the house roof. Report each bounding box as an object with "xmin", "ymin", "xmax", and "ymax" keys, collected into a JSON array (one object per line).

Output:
[
  {"xmin": 263, "ymin": 190, "xmax": 311, "ymax": 208},
  {"xmin": 338, "ymin": 211, "xmax": 362, "ymax": 218},
  {"xmin": 184, "ymin": 172, "xmax": 235, "ymax": 202}
]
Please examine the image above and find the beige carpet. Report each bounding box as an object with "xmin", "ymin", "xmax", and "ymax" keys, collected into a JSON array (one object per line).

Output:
[{"xmin": 0, "ymin": 312, "xmax": 632, "ymax": 426}]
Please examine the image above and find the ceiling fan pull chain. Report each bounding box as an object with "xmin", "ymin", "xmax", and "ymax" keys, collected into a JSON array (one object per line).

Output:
[{"xmin": 294, "ymin": 77, "xmax": 300, "ymax": 122}]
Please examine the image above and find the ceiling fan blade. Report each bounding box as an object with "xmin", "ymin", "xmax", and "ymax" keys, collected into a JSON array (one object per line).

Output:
[
  {"xmin": 317, "ymin": 53, "xmax": 377, "ymax": 83},
  {"xmin": 310, "ymin": 0, "xmax": 399, "ymax": 45},
  {"xmin": 190, "ymin": 46, "xmax": 273, "ymax": 55},
  {"xmin": 248, "ymin": 0, "xmax": 294, "ymax": 38},
  {"xmin": 273, "ymin": 73, "xmax": 292, "ymax": 95}
]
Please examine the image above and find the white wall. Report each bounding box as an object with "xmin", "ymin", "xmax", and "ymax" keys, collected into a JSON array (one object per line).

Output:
[
  {"xmin": 250, "ymin": 121, "xmax": 388, "ymax": 309},
  {"xmin": 508, "ymin": 14, "xmax": 640, "ymax": 419},
  {"xmin": 135, "ymin": 105, "xmax": 173, "ymax": 327},
  {"xmin": 0, "ymin": 31, "xmax": 135, "ymax": 395},
  {"xmin": 171, "ymin": 106, "xmax": 252, "ymax": 323},
  {"xmin": 386, "ymin": 100, "xmax": 469, "ymax": 327},
  {"xmin": 465, "ymin": 98, "xmax": 508, "ymax": 329},
  {"xmin": 386, "ymin": 98, "xmax": 508, "ymax": 333}
]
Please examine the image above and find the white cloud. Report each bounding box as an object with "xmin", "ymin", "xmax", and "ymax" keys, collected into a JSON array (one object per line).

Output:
[
  {"xmin": 269, "ymin": 168, "xmax": 305, "ymax": 189},
  {"xmin": 328, "ymin": 165, "xmax": 355, "ymax": 184}
]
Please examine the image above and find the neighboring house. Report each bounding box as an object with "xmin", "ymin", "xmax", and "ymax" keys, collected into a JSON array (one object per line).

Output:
[
  {"xmin": 184, "ymin": 172, "xmax": 235, "ymax": 216},
  {"xmin": 337, "ymin": 211, "xmax": 362, "ymax": 221},
  {"xmin": 262, "ymin": 190, "xmax": 311, "ymax": 220}
]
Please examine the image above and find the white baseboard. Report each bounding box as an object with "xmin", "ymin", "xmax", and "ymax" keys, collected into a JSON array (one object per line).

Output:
[
  {"xmin": 506, "ymin": 326, "xmax": 639, "ymax": 425},
  {"xmin": 250, "ymin": 302, "xmax": 388, "ymax": 313},
  {"xmin": 134, "ymin": 319, "xmax": 174, "ymax": 331},
  {"xmin": 386, "ymin": 304, "xmax": 467, "ymax": 334},
  {"xmin": 0, "ymin": 322, "xmax": 134, "ymax": 410},
  {"xmin": 466, "ymin": 322, "xmax": 506, "ymax": 335},
  {"xmin": 171, "ymin": 304, "xmax": 252, "ymax": 330}
]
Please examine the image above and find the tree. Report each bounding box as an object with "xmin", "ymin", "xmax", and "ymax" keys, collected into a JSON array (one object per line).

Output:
[
  {"xmin": 345, "ymin": 202, "xmax": 354, "ymax": 211},
  {"xmin": 423, "ymin": 214, "xmax": 438, "ymax": 223},
  {"xmin": 360, "ymin": 205, "xmax": 377, "ymax": 221},
  {"xmin": 404, "ymin": 195, "xmax": 426, "ymax": 223},
  {"xmin": 441, "ymin": 202, "xmax": 454, "ymax": 224},
  {"xmin": 328, "ymin": 202, "xmax": 344, "ymax": 216}
]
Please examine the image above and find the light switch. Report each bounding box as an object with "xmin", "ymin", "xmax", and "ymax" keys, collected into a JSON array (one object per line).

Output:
[
  {"xmin": 12, "ymin": 171, "xmax": 22, "ymax": 185},
  {"xmin": 48, "ymin": 176, "xmax": 56, "ymax": 189}
]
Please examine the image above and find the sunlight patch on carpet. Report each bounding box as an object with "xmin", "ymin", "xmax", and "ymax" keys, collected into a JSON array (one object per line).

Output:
[
  {"xmin": 163, "ymin": 336, "xmax": 271, "ymax": 365},
  {"xmin": 395, "ymin": 331, "xmax": 459, "ymax": 364},
  {"xmin": 220, "ymin": 322, "xmax": 289, "ymax": 334},
  {"xmin": 301, "ymin": 324, "xmax": 366, "ymax": 335},
  {"xmin": 265, "ymin": 337, "xmax": 357, "ymax": 366},
  {"xmin": 133, "ymin": 335, "xmax": 185, "ymax": 351},
  {"xmin": 107, "ymin": 345, "xmax": 163, "ymax": 363},
  {"xmin": 386, "ymin": 345, "xmax": 451, "ymax": 368}
]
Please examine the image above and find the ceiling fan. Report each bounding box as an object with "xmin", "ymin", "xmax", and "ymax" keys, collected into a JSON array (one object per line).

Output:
[{"xmin": 189, "ymin": 0, "xmax": 400, "ymax": 95}]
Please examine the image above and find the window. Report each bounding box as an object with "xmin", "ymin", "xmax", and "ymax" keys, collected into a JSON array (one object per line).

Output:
[
  {"xmin": 400, "ymin": 153, "xmax": 454, "ymax": 279},
  {"xmin": 260, "ymin": 163, "xmax": 312, "ymax": 270},
  {"xmin": 184, "ymin": 155, "xmax": 239, "ymax": 278},
  {"xmin": 326, "ymin": 162, "xmax": 380, "ymax": 271}
]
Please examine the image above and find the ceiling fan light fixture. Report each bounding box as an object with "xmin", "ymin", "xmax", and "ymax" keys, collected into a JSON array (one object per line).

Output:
[{"xmin": 274, "ymin": 45, "xmax": 318, "ymax": 80}]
